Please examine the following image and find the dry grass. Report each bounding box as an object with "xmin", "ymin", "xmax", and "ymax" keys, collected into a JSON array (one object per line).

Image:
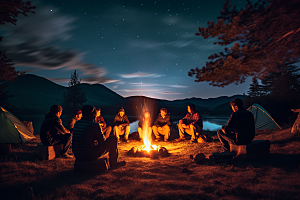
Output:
[{"xmin": 0, "ymin": 129, "xmax": 300, "ymax": 200}]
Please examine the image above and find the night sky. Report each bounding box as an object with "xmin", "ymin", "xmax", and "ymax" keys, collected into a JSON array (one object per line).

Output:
[{"xmin": 1, "ymin": 0, "xmax": 252, "ymax": 100}]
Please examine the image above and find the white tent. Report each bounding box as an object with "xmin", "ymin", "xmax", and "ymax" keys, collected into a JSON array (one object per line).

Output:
[
  {"xmin": 0, "ymin": 106, "xmax": 35, "ymax": 143},
  {"xmin": 247, "ymin": 104, "xmax": 281, "ymax": 130}
]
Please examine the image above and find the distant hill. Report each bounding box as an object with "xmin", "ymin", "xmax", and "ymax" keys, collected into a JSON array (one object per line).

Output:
[{"xmin": 5, "ymin": 74, "xmax": 245, "ymax": 116}]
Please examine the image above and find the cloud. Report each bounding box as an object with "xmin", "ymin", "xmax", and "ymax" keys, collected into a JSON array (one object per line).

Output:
[
  {"xmin": 48, "ymin": 76, "xmax": 118, "ymax": 85},
  {"xmin": 169, "ymin": 85, "xmax": 188, "ymax": 88},
  {"xmin": 120, "ymin": 72, "xmax": 163, "ymax": 78},
  {"xmin": 161, "ymin": 91, "xmax": 181, "ymax": 95},
  {"xmin": 0, "ymin": 3, "xmax": 117, "ymax": 84},
  {"xmin": 81, "ymin": 77, "xmax": 119, "ymax": 84},
  {"xmin": 129, "ymin": 82, "xmax": 161, "ymax": 87},
  {"xmin": 118, "ymin": 88, "xmax": 157, "ymax": 92}
]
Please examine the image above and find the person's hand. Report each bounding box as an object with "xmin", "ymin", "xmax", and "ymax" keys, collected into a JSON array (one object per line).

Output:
[
  {"xmin": 119, "ymin": 125, "xmax": 122, "ymax": 128},
  {"xmin": 158, "ymin": 127, "xmax": 162, "ymax": 131},
  {"xmin": 66, "ymin": 130, "xmax": 70, "ymax": 133},
  {"xmin": 100, "ymin": 123, "xmax": 104, "ymax": 127}
]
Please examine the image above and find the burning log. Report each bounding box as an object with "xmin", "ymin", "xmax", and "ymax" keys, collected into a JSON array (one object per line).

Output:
[{"xmin": 127, "ymin": 145, "xmax": 170, "ymax": 158}]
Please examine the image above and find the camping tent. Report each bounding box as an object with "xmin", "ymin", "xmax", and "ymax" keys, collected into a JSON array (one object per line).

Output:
[
  {"xmin": 247, "ymin": 104, "xmax": 281, "ymax": 130},
  {"xmin": 0, "ymin": 106, "xmax": 35, "ymax": 143}
]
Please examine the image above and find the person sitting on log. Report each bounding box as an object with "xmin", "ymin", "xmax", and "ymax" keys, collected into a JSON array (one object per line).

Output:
[
  {"xmin": 68, "ymin": 109, "xmax": 82, "ymax": 133},
  {"xmin": 138, "ymin": 110, "xmax": 152, "ymax": 142},
  {"xmin": 95, "ymin": 108, "xmax": 112, "ymax": 139},
  {"xmin": 72, "ymin": 105, "xmax": 125, "ymax": 169},
  {"xmin": 40, "ymin": 105, "xmax": 73, "ymax": 158},
  {"xmin": 217, "ymin": 98, "xmax": 255, "ymax": 152},
  {"xmin": 113, "ymin": 107, "xmax": 130, "ymax": 143},
  {"xmin": 291, "ymin": 108, "xmax": 300, "ymax": 135},
  {"xmin": 152, "ymin": 108, "xmax": 171, "ymax": 142},
  {"xmin": 176, "ymin": 104, "xmax": 203, "ymax": 143}
]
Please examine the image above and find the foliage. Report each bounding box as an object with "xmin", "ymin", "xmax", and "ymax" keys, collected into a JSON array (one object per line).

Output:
[
  {"xmin": 62, "ymin": 70, "xmax": 87, "ymax": 116},
  {"xmin": 244, "ymin": 63, "xmax": 300, "ymax": 125},
  {"xmin": 189, "ymin": 0, "xmax": 300, "ymax": 87},
  {"xmin": 0, "ymin": 0, "xmax": 35, "ymax": 107}
]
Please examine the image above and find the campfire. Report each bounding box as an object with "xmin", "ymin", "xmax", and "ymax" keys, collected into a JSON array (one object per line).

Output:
[{"xmin": 128, "ymin": 108, "xmax": 169, "ymax": 158}]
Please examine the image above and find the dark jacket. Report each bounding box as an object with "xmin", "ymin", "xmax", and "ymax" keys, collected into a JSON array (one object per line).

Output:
[
  {"xmin": 224, "ymin": 108, "xmax": 255, "ymax": 144},
  {"xmin": 154, "ymin": 113, "xmax": 171, "ymax": 127},
  {"xmin": 95, "ymin": 116, "xmax": 107, "ymax": 128},
  {"xmin": 138, "ymin": 117, "xmax": 152, "ymax": 128},
  {"xmin": 113, "ymin": 114, "xmax": 130, "ymax": 127},
  {"xmin": 40, "ymin": 112, "xmax": 69, "ymax": 146},
  {"xmin": 72, "ymin": 119, "xmax": 105, "ymax": 160},
  {"xmin": 180, "ymin": 111, "xmax": 203, "ymax": 128}
]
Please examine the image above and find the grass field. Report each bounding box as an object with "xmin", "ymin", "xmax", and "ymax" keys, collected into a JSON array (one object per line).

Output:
[{"xmin": 0, "ymin": 128, "xmax": 299, "ymax": 200}]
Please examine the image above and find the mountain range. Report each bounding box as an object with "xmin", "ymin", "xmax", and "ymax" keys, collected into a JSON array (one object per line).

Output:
[{"xmin": 5, "ymin": 74, "xmax": 244, "ymax": 116}]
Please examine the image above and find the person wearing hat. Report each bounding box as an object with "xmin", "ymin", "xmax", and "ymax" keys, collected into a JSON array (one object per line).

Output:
[
  {"xmin": 40, "ymin": 105, "xmax": 73, "ymax": 158},
  {"xmin": 217, "ymin": 98, "xmax": 255, "ymax": 151},
  {"xmin": 72, "ymin": 105, "xmax": 126, "ymax": 169},
  {"xmin": 152, "ymin": 108, "xmax": 171, "ymax": 141},
  {"xmin": 68, "ymin": 109, "xmax": 82, "ymax": 133},
  {"xmin": 95, "ymin": 108, "xmax": 112, "ymax": 139},
  {"xmin": 113, "ymin": 108, "xmax": 130, "ymax": 143}
]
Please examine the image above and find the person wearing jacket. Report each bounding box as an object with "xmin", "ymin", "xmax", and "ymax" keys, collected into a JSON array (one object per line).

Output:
[
  {"xmin": 113, "ymin": 108, "xmax": 130, "ymax": 143},
  {"xmin": 68, "ymin": 109, "xmax": 82, "ymax": 133},
  {"xmin": 138, "ymin": 110, "xmax": 152, "ymax": 142},
  {"xmin": 217, "ymin": 98, "xmax": 255, "ymax": 151},
  {"xmin": 176, "ymin": 104, "xmax": 203, "ymax": 143},
  {"xmin": 95, "ymin": 108, "xmax": 112, "ymax": 139},
  {"xmin": 40, "ymin": 105, "xmax": 73, "ymax": 158},
  {"xmin": 152, "ymin": 108, "xmax": 171, "ymax": 141},
  {"xmin": 72, "ymin": 105, "xmax": 126, "ymax": 169}
]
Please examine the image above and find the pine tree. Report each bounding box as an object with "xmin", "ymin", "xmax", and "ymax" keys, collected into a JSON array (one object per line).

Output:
[
  {"xmin": 62, "ymin": 70, "xmax": 87, "ymax": 116},
  {"xmin": 0, "ymin": 0, "xmax": 35, "ymax": 108},
  {"xmin": 189, "ymin": 0, "xmax": 300, "ymax": 87},
  {"xmin": 247, "ymin": 79, "xmax": 263, "ymax": 97}
]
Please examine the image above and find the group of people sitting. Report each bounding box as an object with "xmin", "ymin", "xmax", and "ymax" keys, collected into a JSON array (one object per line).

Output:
[{"xmin": 39, "ymin": 98, "xmax": 255, "ymax": 168}]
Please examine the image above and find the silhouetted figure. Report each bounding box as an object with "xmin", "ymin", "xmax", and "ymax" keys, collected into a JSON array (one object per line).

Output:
[
  {"xmin": 72, "ymin": 105, "xmax": 125, "ymax": 168},
  {"xmin": 217, "ymin": 99, "xmax": 255, "ymax": 151},
  {"xmin": 40, "ymin": 105, "xmax": 72, "ymax": 158},
  {"xmin": 152, "ymin": 108, "xmax": 171, "ymax": 141},
  {"xmin": 176, "ymin": 104, "xmax": 203, "ymax": 143},
  {"xmin": 113, "ymin": 108, "xmax": 130, "ymax": 143}
]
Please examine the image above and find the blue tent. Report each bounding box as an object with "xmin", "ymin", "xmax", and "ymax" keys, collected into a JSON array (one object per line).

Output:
[{"xmin": 247, "ymin": 104, "xmax": 281, "ymax": 130}]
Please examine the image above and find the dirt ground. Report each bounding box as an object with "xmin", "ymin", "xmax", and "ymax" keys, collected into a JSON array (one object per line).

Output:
[{"xmin": 0, "ymin": 128, "xmax": 299, "ymax": 200}]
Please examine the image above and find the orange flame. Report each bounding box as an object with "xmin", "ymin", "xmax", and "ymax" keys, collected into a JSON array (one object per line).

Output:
[{"xmin": 142, "ymin": 112, "xmax": 157, "ymax": 152}]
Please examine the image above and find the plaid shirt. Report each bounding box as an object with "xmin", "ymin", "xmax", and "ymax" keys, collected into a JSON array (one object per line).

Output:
[{"xmin": 180, "ymin": 111, "xmax": 203, "ymax": 127}]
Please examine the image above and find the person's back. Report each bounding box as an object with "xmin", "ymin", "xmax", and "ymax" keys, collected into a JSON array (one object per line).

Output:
[
  {"xmin": 72, "ymin": 105, "xmax": 125, "ymax": 168},
  {"xmin": 40, "ymin": 105, "xmax": 72, "ymax": 158},
  {"xmin": 226, "ymin": 108, "xmax": 255, "ymax": 144},
  {"xmin": 72, "ymin": 119, "xmax": 104, "ymax": 161}
]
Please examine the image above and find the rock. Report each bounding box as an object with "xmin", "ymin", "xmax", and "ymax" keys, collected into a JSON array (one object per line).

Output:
[
  {"xmin": 181, "ymin": 168, "xmax": 192, "ymax": 174},
  {"xmin": 194, "ymin": 153, "xmax": 205, "ymax": 162}
]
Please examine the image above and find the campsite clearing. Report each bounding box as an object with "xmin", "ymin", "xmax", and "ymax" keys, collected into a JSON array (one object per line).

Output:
[{"xmin": 0, "ymin": 128, "xmax": 299, "ymax": 200}]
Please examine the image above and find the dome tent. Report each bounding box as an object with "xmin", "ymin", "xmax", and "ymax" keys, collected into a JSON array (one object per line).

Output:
[
  {"xmin": 247, "ymin": 104, "xmax": 281, "ymax": 130},
  {"xmin": 0, "ymin": 106, "xmax": 35, "ymax": 143}
]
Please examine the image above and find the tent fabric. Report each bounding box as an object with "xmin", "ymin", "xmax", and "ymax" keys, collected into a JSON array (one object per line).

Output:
[
  {"xmin": 0, "ymin": 106, "xmax": 35, "ymax": 143},
  {"xmin": 247, "ymin": 104, "xmax": 281, "ymax": 130}
]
